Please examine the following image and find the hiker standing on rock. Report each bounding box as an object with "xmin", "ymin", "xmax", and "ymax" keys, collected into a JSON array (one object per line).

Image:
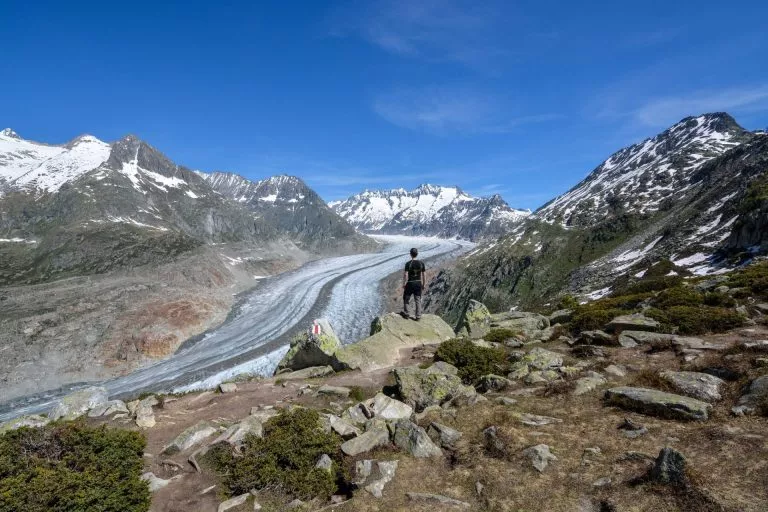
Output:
[{"xmin": 400, "ymin": 247, "xmax": 426, "ymax": 321}]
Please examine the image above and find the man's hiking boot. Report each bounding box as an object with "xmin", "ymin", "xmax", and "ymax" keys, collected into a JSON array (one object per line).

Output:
[
  {"xmin": 399, "ymin": 311, "xmax": 409, "ymax": 319},
  {"xmin": 412, "ymin": 316, "xmax": 421, "ymax": 321}
]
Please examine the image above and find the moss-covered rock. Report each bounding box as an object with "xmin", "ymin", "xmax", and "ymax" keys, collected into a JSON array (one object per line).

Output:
[
  {"xmin": 455, "ymin": 299, "xmax": 492, "ymax": 338},
  {"xmin": 277, "ymin": 318, "xmax": 342, "ymax": 372},
  {"xmin": 604, "ymin": 386, "xmax": 711, "ymax": 421},
  {"xmin": 393, "ymin": 365, "xmax": 476, "ymax": 412}
]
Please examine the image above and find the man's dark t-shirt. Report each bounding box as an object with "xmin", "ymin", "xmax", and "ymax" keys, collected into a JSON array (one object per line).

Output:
[{"xmin": 405, "ymin": 259, "xmax": 426, "ymax": 282}]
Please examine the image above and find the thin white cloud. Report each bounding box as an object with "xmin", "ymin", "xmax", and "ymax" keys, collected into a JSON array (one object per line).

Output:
[
  {"xmin": 329, "ymin": 0, "xmax": 515, "ymax": 69},
  {"xmin": 634, "ymin": 85, "xmax": 768, "ymax": 127},
  {"xmin": 373, "ymin": 86, "xmax": 560, "ymax": 135}
]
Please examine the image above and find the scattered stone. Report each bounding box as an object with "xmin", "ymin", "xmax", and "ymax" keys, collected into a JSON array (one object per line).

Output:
[
  {"xmin": 516, "ymin": 413, "xmax": 562, "ymax": 426},
  {"xmin": 574, "ymin": 375, "xmax": 607, "ymax": 396},
  {"xmin": 199, "ymin": 485, "xmax": 217, "ymax": 495},
  {"xmin": 413, "ymin": 404, "xmax": 443, "ymax": 422},
  {"xmin": 603, "ymin": 365, "xmax": 626, "ymax": 378},
  {"xmin": 650, "ymin": 448, "xmax": 687, "ymax": 485},
  {"xmin": 572, "ymin": 345, "xmax": 605, "ymax": 358},
  {"xmin": 672, "ymin": 336, "xmax": 725, "ymax": 352},
  {"xmin": 659, "ymin": 371, "xmax": 726, "ymax": 402},
  {"xmin": 355, "ymin": 460, "xmax": 398, "ymax": 498},
  {"xmin": 218, "ymin": 494, "xmax": 249, "ymax": 512},
  {"xmin": 604, "ymin": 387, "xmax": 711, "ymax": 421},
  {"xmin": 593, "ymin": 477, "xmax": 612, "ymax": 488},
  {"xmin": 286, "ymin": 499, "xmax": 304, "ymax": 509},
  {"xmin": 366, "ymin": 393, "xmax": 414, "ymax": 421},
  {"xmin": 605, "ymin": 314, "xmax": 659, "ymax": 333},
  {"xmin": 276, "ymin": 366, "xmax": 334, "ymax": 380},
  {"xmin": 88, "ymin": 400, "xmax": 129, "ymax": 418},
  {"xmin": 341, "ymin": 428, "xmax": 390, "ymax": 456},
  {"xmin": 0, "ymin": 414, "xmax": 50, "ymax": 432},
  {"xmin": 741, "ymin": 340, "xmax": 768, "ymax": 352},
  {"xmin": 508, "ymin": 348, "xmax": 564, "ymax": 382},
  {"xmin": 427, "ymin": 422, "xmax": 463, "ymax": 450},
  {"xmin": 491, "ymin": 311, "xmax": 550, "ymax": 340},
  {"xmin": 430, "ymin": 361, "xmax": 459, "ymax": 375},
  {"xmin": 135, "ymin": 403, "xmax": 156, "ymax": 429},
  {"xmin": 483, "ymin": 426, "xmax": 506, "ymax": 458},
  {"xmin": 327, "ymin": 414, "xmax": 362, "ymax": 440},
  {"xmin": 620, "ymin": 331, "xmax": 673, "ymax": 345},
  {"xmin": 732, "ymin": 375, "xmax": 768, "ymax": 415},
  {"xmin": 475, "ymin": 481, "xmax": 485, "ymax": 497},
  {"xmin": 317, "ymin": 385, "xmax": 351, "ymax": 398},
  {"xmin": 391, "ymin": 419, "xmax": 443, "ymax": 457},
  {"xmin": 494, "ymin": 396, "xmax": 518, "ymax": 406},
  {"xmin": 49, "ymin": 386, "xmax": 109, "ymax": 421},
  {"xmin": 476, "ymin": 374, "xmax": 513, "ymax": 393},
  {"xmin": 141, "ymin": 472, "xmax": 183, "ymax": 492},
  {"xmin": 522, "ymin": 444, "xmax": 557, "ymax": 472},
  {"xmin": 617, "ymin": 334, "xmax": 639, "ymax": 348},
  {"xmin": 406, "ymin": 492, "xmax": 471, "ymax": 508},
  {"xmin": 315, "ymin": 454, "xmax": 334, "ymax": 472},
  {"xmin": 219, "ymin": 383, "xmax": 237, "ymax": 393},
  {"xmin": 579, "ymin": 330, "xmax": 616, "ymax": 346},
  {"xmin": 163, "ymin": 421, "xmax": 217, "ymax": 454},
  {"xmin": 618, "ymin": 418, "xmax": 648, "ymax": 438},
  {"xmin": 455, "ymin": 299, "xmax": 493, "ymax": 338},
  {"xmin": 394, "ymin": 365, "xmax": 476, "ymax": 412}
]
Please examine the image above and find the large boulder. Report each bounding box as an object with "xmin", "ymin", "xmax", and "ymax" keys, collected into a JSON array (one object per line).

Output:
[
  {"xmin": 619, "ymin": 331, "xmax": 674, "ymax": 344},
  {"xmin": 455, "ymin": 299, "xmax": 492, "ymax": 338},
  {"xmin": 427, "ymin": 422, "xmax": 462, "ymax": 450},
  {"xmin": 732, "ymin": 375, "xmax": 768, "ymax": 415},
  {"xmin": 522, "ymin": 444, "xmax": 557, "ymax": 472},
  {"xmin": 605, "ymin": 314, "xmax": 659, "ymax": 333},
  {"xmin": 604, "ymin": 387, "xmax": 711, "ymax": 421},
  {"xmin": 334, "ymin": 313, "xmax": 455, "ymax": 372},
  {"xmin": 162, "ymin": 421, "xmax": 218, "ymax": 454},
  {"xmin": 490, "ymin": 311, "xmax": 550, "ymax": 340},
  {"xmin": 276, "ymin": 365, "xmax": 334, "ymax": 380},
  {"xmin": 393, "ymin": 365, "xmax": 476, "ymax": 412},
  {"xmin": 49, "ymin": 386, "xmax": 109, "ymax": 421},
  {"xmin": 212, "ymin": 416, "xmax": 264, "ymax": 446},
  {"xmin": 277, "ymin": 319, "xmax": 341, "ymax": 372},
  {"xmin": 659, "ymin": 371, "xmax": 725, "ymax": 402}
]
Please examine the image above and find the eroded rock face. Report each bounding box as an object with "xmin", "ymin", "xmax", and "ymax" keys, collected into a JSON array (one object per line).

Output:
[
  {"xmin": 393, "ymin": 365, "xmax": 476, "ymax": 412},
  {"xmin": 49, "ymin": 386, "xmax": 109, "ymax": 421},
  {"xmin": 455, "ymin": 299, "xmax": 492, "ymax": 338},
  {"xmin": 659, "ymin": 371, "xmax": 726, "ymax": 402},
  {"xmin": 340, "ymin": 428, "xmax": 390, "ymax": 456},
  {"xmin": 604, "ymin": 387, "xmax": 711, "ymax": 421}
]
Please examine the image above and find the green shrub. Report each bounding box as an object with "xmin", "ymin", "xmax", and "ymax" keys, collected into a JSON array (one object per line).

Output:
[
  {"xmin": 483, "ymin": 328, "xmax": 518, "ymax": 344},
  {"xmin": 619, "ymin": 275, "xmax": 683, "ymax": 295},
  {"xmin": 556, "ymin": 294, "xmax": 580, "ymax": 310},
  {"xmin": 599, "ymin": 292, "xmax": 654, "ymax": 310},
  {"xmin": 726, "ymin": 261, "xmax": 768, "ymax": 298},
  {"xmin": 570, "ymin": 306, "xmax": 626, "ymax": 332},
  {"xmin": 0, "ymin": 421, "xmax": 150, "ymax": 512},
  {"xmin": 221, "ymin": 408, "xmax": 343, "ymax": 501},
  {"xmin": 704, "ymin": 291, "xmax": 736, "ymax": 307},
  {"xmin": 653, "ymin": 286, "xmax": 704, "ymax": 308},
  {"xmin": 663, "ymin": 306, "xmax": 746, "ymax": 335},
  {"xmin": 435, "ymin": 338, "xmax": 508, "ymax": 384}
]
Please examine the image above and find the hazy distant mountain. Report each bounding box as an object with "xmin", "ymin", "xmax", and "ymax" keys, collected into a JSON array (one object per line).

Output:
[{"xmin": 330, "ymin": 184, "xmax": 530, "ymax": 241}]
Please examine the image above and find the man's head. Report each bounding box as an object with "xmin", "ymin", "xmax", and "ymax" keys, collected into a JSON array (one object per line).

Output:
[{"xmin": 410, "ymin": 248, "xmax": 418, "ymax": 258}]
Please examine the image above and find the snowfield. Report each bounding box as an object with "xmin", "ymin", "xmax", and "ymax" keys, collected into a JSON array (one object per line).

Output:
[{"xmin": 0, "ymin": 236, "xmax": 473, "ymax": 421}]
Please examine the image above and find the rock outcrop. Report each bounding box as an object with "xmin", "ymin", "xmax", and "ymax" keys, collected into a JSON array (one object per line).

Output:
[
  {"xmin": 48, "ymin": 386, "xmax": 109, "ymax": 421},
  {"xmin": 333, "ymin": 313, "xmax": 455, "ymax": 372},
  {"xmin": 277, "ymin": 318, "xmax": 341, "ymax": 372},
  {"xmin": 604, "ymin": 387, "xmax": 711, "ymax": 421},
  {"xmin": 455, "ymin": 299, "xmax": 492, "ymax": 338},
  {"xmin": 393, "ymin": 364, "xmax": 476, "ymax": 412}
]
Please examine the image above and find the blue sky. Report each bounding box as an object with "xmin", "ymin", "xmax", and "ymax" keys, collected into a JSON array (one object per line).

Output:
[{"xmin": 2, "ymin": 1, "xmax": 768, "ymax": 209}]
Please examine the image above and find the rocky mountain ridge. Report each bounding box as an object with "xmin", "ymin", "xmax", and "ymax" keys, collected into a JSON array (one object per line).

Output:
[
  {"xmin": 0, "ymin": 129, "xmax": 371, "ymax": 285},
  {"xmin": 331, "ymin": 184, "xmax": 531, "ymax": 241},
  {"xmin": 425, "ymin": 113, "xmax": 768, "ymax": 322}
]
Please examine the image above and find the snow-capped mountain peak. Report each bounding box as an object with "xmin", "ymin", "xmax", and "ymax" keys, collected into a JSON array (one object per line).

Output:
[
  {"xmin": 331, "ymin": 183, "xmax": 530, "ymax": 240},
  {"xmin": 1, "ymin": 128, "xmax": 20, "ymax": 139},
  {"xmin": 536, "ymin": 112, "xmax": 749, "ymax": 227}
]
